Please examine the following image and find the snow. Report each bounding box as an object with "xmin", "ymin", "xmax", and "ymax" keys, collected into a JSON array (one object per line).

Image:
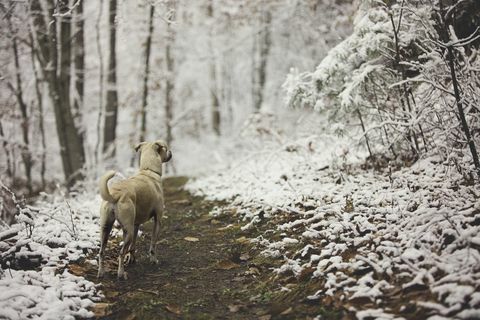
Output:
[
  {"xmin": 0, "ymin": 189, "xmax": 102, "ymax": 319},
  {"xmin": 187, "ymin": 133, "xmax": 480, "ymax": 318}
]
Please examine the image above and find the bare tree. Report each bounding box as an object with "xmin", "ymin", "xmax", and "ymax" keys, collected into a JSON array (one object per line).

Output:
[
  {"xmin": 103, "ymin": 0, "xmax": 119, "ymax": 158},
  {"xmin": 207, "ymin": 0, "xmax": 220, "ymax": 135},
  {"xmin": 73, "ymin": 0, "xmax": 85, "ymax": 120},
  {"xmin": 253, "ymin": 9, "xmax": 271, "ymax": 111},
  {"xmin": 164, "ymin": 0, "xmax": 176, "ymax": 147},
  {"xmin": 94, "ymin": 0, "xmax": 105, "ymax": 164},
  {"xmin": 437, "ymin": 0, "xmax": 480, "ymax": 179},
  {"xmin": 5, "ymin": 9, "xmax": 32, "ymax": 193},
  {"xmin": 140, "ymin": 4, "xmax": 155, "ymax": 142},
  {"xmin": 29, "ymin": 0, "xmax": 86, "ymax": 187},
  {"xmin": 29, "ymin": 32, "xmax": 47, "ymax": 189}
]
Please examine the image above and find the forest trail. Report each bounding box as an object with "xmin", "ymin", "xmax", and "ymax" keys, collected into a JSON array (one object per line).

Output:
[{"xmin": 70, "ymin": 177, "xmax": 331, "ymax": 319}]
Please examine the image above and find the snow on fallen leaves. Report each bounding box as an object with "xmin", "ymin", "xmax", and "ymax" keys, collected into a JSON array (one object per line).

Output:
[
  {"xmin": 187, "ymin": 148, "xmax": 480, "ymax": 319},
  {"xmin": 0, "ymin": 188, "xmax": 102, "ymax": 319}
]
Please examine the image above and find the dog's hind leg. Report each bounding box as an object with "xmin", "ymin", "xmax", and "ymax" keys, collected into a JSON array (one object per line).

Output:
[
  {"xmin": 125, "ymin": 224, "xmax": 139, "ymax": 265},
  {"xmin": 97, "ymin": 202, "xmax": 115, "ymax": 278},
  {"xmin": 149, "ymin": 214, "xmax": 161, "ymax": 264},
  {"xmin": 116, "ymin": 200, "xmax": 135, "ymax": 280}
]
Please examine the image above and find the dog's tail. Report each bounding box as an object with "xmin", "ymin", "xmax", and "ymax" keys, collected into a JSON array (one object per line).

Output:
[{"xmin": 99, "ymin": 170, "xmax": 117, "ymax": 203}]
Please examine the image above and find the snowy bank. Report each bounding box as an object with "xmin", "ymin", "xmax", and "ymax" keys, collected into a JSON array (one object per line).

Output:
[
  {"xmin": 187, "ymin": 142, "xmax": 480, "ymax": 319},
  {"xmin": 0, "ymin": 187, "xmax": 102, "ymax": 319}
]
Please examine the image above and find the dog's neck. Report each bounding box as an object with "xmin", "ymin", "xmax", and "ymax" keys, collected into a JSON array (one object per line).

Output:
[{"xmin": 144, "ymin": 168, "xmax": 162, "ymax": 178}]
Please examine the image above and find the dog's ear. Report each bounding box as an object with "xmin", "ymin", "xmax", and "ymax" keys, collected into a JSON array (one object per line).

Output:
[{"xmin": 134, "ymin": 142, "xmax": 147, "ymax": 152}]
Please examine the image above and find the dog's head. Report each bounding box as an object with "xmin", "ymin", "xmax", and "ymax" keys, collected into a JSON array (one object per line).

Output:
[{"xmin": 134, "ymin": 140, "xmax": 172, "ymax": 175}]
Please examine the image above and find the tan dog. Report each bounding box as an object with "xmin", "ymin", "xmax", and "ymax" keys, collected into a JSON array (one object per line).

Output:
[{"xmin": 97, "ymin": 140, "xmax": 172, "ymax": 279}]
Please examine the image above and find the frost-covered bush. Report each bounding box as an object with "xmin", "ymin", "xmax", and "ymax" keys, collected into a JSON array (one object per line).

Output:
[{"xmin": 285, "ymin": 0, "xmax": 480, "ymax": 178}]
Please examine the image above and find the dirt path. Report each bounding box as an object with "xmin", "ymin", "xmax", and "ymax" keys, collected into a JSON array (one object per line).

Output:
[{"xmin": 74, "ymin": 177, "xmax": 338, "ymax": 319}]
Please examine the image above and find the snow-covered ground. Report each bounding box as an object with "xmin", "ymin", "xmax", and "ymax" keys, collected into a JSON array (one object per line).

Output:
[
  {"xmin": 0, "ymin": 188, "xmax": 102, "ymax": 319},
  {"xmin": 187, "ymin": 133, "xmax": 480, "ymax": 319}
]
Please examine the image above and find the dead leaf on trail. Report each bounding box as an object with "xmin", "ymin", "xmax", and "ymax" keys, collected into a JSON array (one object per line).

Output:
[
  {"xmin": 166, "ymin": 304, "xmax": 182, "ymax": 315},
  {"xmin": 215, "ymin": 259, "xmax": 240, "ymax": 270},
  {"xmin": 93, "ymin": 303, "xmax": 113, "ymax": 317},
  {"xmin": 136, "ymin": 288, "xmax": 159, "ymax": 295},
  {"xmin": 235, "ymin": 236, "xmax": 250, "ymax": 244},
  {"xmin": 258, "ymin": 315, "xmax": 271, "ymax": 320},
  {"xmin": 217, "ymin": 224, "xmax": 235, "ymax": 231},
  {"xmin": 245, "ymin": 267, "xmax": 261, "ymax": 276},
  {"xmin": 171, "ymin": 199, "xmax": 192, "ymax": 206},
  {"xmin": 280, "ymin": 307, "xmax": 293, "ymax": 315},
  {"xmin": 69, "ymin": 264, "xmax": 87, "ymax": 276},
  {"xmin": 184, "ymin": 236, "xmax": 199, "ymax": 242},
  {"xmin": 228, "ymin": 305, "xmax": 241, "ymax": 313},
  {"xmin": 240, "ymin": 253, "xmax": 250, "ymax": 261},
  {"xmin": 105, "ymin": 290, "xmax": 120, "ymax": 298}
]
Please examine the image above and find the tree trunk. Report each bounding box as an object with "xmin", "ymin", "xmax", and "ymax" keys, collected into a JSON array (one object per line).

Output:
[
  {"xmin": 95, "ymin": 0, "xmax": 105, "ymax": 164},
  {"xmin": 438, "ymin": 0, "xmax": 480, "ymax": 180},
  {"xmin": 73, "ymin": 0, "xmax": 85, "ymax": 121},
  {"xmin": 7, "ymin": 12, "xmax": 32, "ymax": 193},
  {"xmin": 164, "ymin": 1, "xmax": 175, "ymax": 147},
  {"xmin": 253, "ymin": 10, "xmax": 271, "ymax": 111},
  {"xmin": 103, "ymin": 0, "xmax": 119, "ymax": 158},
  {"xmin": 30, "ymin": 0, "xmax": 86, "ymax": 187},
  {"xmin": 207, "ymin": 0, "xmax": 220, "ymax": 135},
  {"xmin": 0, "ymin": 121, "xmax": 13, "ymax": 179},
  {"xmin": 140, "ymin": 4, "xmax": 155, "ymax": 142},
  {"xmin": 389, "ymin": 11, "xmax": 419, "ymax": 156},
  {"xmin": 29, "ymin": 32, "xmax": 47, "ymax": 189}
]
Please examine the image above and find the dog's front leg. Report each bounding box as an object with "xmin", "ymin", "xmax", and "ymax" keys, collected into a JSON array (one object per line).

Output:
[{"xmin": 149, "ymin": 216, "xmax": 161, "ymax": 264}]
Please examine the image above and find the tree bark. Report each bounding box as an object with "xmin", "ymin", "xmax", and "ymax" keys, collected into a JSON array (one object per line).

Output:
[
  {"xmin": 164, "ymin": 1, "xmax": 175, "ymax": 147},
  {"xmin": 438, "ymin": 0, "xmax": 480, "ymax": 180},
  {"xmin": 29, "ymin": 32, "xmax": 47, "ymax": 189},
  {"xmin": 95, "ymin": 0, "xmax": 105, "ymax": 164},
  {"xmin": 73, "ymin": 0, "xmax": 85, "ymax": 121},
  {"xmin": 253, "ymin": 10, "xmax": 271, "ymax": 111},
  {"xmin": 207, "ymin": 0, "xmax": 220, "ymax": 135},
  {"xmin": 0, "ymin": 121, "xmax": 13, "ymax": 179},
  {"xmin": 7, "ymin": 12, "xmax": 32, "ymax": 193},
  {"xmin": 103, "ymin": 0, "xmax": 119, "ymax": 158},
  {"xmin": 30, "ymin": 0, "xmax": 86, "ymax": 187},
  {"xmin": 140, "ymin": 4, "xmax": 155, "ymax": 142}
]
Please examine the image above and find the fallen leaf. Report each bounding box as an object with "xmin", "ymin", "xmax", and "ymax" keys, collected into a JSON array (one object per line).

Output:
[
  {"xmin": 228, "ymin": 305, "xmax": 240, "ymax": 313},
  {"xmin": 184, "ymin": 237, "xmax": 199, "ymax": 242},
  {"xmin": 245, "ymin": 267, "xmax": 260, "ymax": 276},
  {"xmin": 136, "ymin": 289, "xmax": 159, "ymax": 295},
  {"xmin": 93, "ymin": 303, "xmax": 113, "ymax": 317},
  {"xmin": 69, "ymin": 264, "xmax": 87, "ymax": 276},
  {"xmin": 258, "ymin": 315, "xmax": 271, "ymax": 320},
  {"xmin": 166, "ymin": 304, "xmax": 182, "ymax": 315},
  {"xmin": 280, "ymin": 307, "xmax": 293, "ymax": 315},
  {"xmin": 210, "ymin": 219, "xmax": 221, "ymax": 225},
  {"xmin": 171, "ymin": 199, "xmax": 191, "ymax": 205},
  {"xmin": 125, "ymin": 313, "xmax": 137, "ymax": 320},
  {"xmin": 239, "ymin": 253, "xmax": 250, "ymax": 261},
  {"xmin": 215, "ymin": 259, "xmax": 240, "ymax": 270},
  {"xmin": 217, "ymin": 224, "xmax": 235, "ymax": 231},
  {"xmin": 235, "ymin": 236, "xmax": 249, "ymax": 244},
  {"xmin": 105, "ymin": 290, "xmax": 120, "ymax": 298}
]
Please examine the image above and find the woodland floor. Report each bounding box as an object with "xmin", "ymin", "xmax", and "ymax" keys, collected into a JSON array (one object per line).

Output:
[{"xmin": 70, "ymin": 177, "xmax": 341, "ymax": 320}]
